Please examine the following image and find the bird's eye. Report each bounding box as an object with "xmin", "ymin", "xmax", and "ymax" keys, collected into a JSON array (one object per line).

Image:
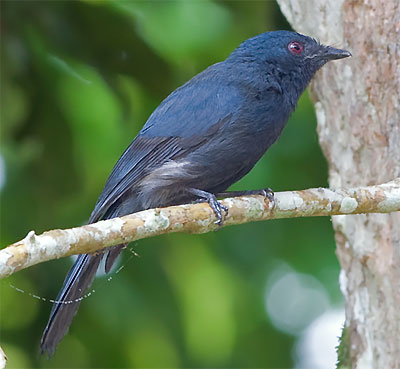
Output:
[{"xmin": 288, "ymin": 41, "xmax": 303, "ymax": 55}]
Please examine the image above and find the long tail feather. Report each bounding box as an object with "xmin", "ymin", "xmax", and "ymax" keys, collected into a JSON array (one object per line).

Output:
[{"xmin": 40, "ymin": 254, "xmax": 102, "ymax": 357}]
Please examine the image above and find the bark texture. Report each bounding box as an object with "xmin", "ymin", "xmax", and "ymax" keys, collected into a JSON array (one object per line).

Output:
[
  {"xmin": 277, "ymin": 1, "xmax": 400, "ymax": 368},
  {"xmin": 2, "ymin": 180, "xmax": 399, "ymax": 280}
]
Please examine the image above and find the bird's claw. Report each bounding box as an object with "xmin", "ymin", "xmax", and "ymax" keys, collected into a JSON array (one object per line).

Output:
[
  {"xmin": 189, "ymin": 188, "xmax": 228, "ymax": 226},
  {"xmin": 261, "ymin": 187, "xmax": 275, "ymax": 208},
  {"xmin": 209, "ymin": 197, "xmax": 228, "ymax": 226}
]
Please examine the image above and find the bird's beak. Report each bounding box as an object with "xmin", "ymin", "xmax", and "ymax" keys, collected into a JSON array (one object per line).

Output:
[{"xmin": 320, "ymin": 46, "xmax": 352, "ymax": 60}]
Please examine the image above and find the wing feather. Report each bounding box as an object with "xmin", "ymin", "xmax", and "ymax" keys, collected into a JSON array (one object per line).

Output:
[{"xmin": 89, "ymin": 136, "xmax": 184, "ymax": 222}]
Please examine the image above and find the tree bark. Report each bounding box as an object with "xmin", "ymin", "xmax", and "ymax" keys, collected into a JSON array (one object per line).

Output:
[{"xmin": 276, "ymin": 1, "xmax": 400, "ymax": 368}]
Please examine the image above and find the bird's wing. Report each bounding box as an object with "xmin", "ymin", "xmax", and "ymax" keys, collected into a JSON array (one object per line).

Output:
[
  {"xmin": 89, "ymin": 135, "xmax": 184, "ymax": 222},
  {"xmin": 89, "ymin": 67, "xmax": 243, "ymax": 223}
]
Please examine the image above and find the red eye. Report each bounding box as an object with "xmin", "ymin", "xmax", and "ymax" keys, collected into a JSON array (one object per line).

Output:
[{"xmin": 288, "ymin": 41, "xmax": 303, "ymax": 55}]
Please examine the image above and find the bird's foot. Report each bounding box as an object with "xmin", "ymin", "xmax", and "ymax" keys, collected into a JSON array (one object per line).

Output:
[
  {"xmin": 189, "ymin": 188, "xmax": 228, "ymax": 226},
  {"xmin": 255, "ymin": 187, "xmax": 275, "ymax": 208},
  {"xmin": 259, "ymin": 188, "xmax": 275, "ymax": 206}
]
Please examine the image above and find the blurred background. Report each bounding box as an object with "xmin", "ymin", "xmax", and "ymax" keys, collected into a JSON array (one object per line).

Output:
[{"xmin": 0, "ymin": 1, "xmax": 344, "ymax": 368}]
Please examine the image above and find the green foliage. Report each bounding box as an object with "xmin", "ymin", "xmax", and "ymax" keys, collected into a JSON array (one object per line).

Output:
[
  {"xmin": 336, "ymin": 326, "xmax": 351, "ymax": 369},
  {"xmin": 1, "ymin": 1, "xmax": 342, "ymax": 368}
]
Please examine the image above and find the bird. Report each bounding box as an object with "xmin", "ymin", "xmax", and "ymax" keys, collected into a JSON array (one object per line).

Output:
[{"xmin": 40, "ymin": 30, "xmax": 351, "ymax": 356}]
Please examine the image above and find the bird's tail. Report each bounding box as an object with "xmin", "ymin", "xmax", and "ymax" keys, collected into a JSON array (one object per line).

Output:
[{"xmin": 40, "ymin": 253, "xmax": 102, "ymax": 357}]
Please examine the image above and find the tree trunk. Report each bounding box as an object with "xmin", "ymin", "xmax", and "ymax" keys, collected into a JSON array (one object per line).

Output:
[{"xmin": 276, "ymin": 1, "xmax": 400, "ymax": 368}]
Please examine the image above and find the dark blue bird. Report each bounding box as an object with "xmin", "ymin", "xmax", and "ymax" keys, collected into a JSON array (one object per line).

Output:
[{"xmin": 40, "ymin": 30, "xmax": 350, "ymax": 355}]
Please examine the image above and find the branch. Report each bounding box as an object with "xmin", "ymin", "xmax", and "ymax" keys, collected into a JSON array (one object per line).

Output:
[{"xmin": 1, "ymin": 179, "xmax": 399, "ymax": 279}]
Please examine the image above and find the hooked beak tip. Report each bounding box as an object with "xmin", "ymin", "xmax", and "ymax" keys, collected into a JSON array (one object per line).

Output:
[{"xmin": 324, "ymin": 47, "xmax": 352, "ymax": 60}]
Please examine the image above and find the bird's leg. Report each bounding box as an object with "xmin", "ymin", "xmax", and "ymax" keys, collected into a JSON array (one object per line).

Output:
[
  {"xmin": 216, "ymin": 188, "xmax": 275, "ymax": 206},
  {"xmin": 188, "ymin": 188, "xmax": 228, "ymax": 226}
]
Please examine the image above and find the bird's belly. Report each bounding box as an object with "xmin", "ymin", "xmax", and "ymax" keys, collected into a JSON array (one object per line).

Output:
[{"xmin": 135, "ymin": 160, "xmax": 200, "ymax": 209}]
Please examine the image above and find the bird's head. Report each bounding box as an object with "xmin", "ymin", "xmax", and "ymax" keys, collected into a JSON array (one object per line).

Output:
[{"xmin": 228, "ymin": 30, "xmax": 351, "ymax": 80}]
